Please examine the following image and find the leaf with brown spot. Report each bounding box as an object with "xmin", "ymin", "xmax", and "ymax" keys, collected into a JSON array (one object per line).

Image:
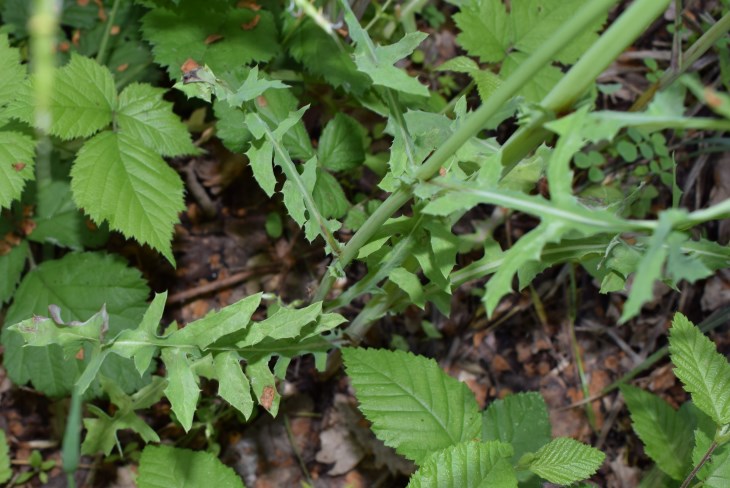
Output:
[
  {"xmin": 241, "ymin": 15, "xmax": 260, "ymax": 30},
  {"xmin": 110, "ymin": 25, "xmax": 120, "ymax": 36},
  {"xmin": 116, "ymin": 63, "xmax": 129, "ymax": 72},
  {"xmin": 260, "ymin": 385, "xmax": 275, "ymax": 410},
  {"xmin": 12, "ymin": 162, "xmax": 25, "ymax": 171},
  {"xmin": 19, "ymin": 219, "xmax": 36, "ymax": 236},
  {"xmin": 237, "ymin": 1, "xmax": 261, "ymax": 10},
  {"xmin": 204, "ymin": 34, "xmax": 224, "ymax": 45},
  {"xmin": 57, "ymin": 41, "xmax": 70, "ymax": 53},
  {"xmin": 181, "ymin": 58, "xmax": 201, "ymax": 74},
  {"xmin": 255, "ymin": 95, "xmax": 267, "ymax": 107}
]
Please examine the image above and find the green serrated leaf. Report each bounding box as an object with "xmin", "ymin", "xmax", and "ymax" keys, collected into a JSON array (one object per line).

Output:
[
  {"xmin": 0, "ymin": 131, "xmax": 36, "ymax": 209},
  {"xmin": 0, "ymin": 430, "xmax": 10, "ymax": 484},
  {"xmin": 669, "ymin": 313, "xmax": 730, "ymax": 425},
  {"xmin": 407, "ymin": 441, "xmax": 517, "ymax": 488},
  {"xmin": 214, "ymin": 99, "xmax": 252, "ymax": 153},
  {"xmin": 116, "ymin": 83, "xmax": 198, "ymax": 157},
  {"xmin": 437, "ymin": 55, "xmax": 480, "ymax": 73},
  {"xmin": 113, "ymin": 292, "xmax": 168, "ymax": 376},
  {"xmin": 7, "ymin": 53, "xmax": 115, "ymax": 138},
  {"xmin": 0, "ymin": 34, "xmax": 26, "ymax": 106},
  {"xmin": 389, "ymin": 267, "xmax": 426, "ymax": 309},
  {"xmin": 137, "ymin": 445, "xmax": 245, "ymax": 488},
  {"xmin": 318, "ymin": 113, "xmax": 366, "ymax": 171},
  {"xmin": 528, "ymin": 437, "xmax": 605, "ymax": 485},
  {"xmin": 1, "ymin": 252, "xmax": 149, "ymax": 397},
  {"xmin": 482, "ymin": 392, "xmax": 552, "ymax": 471},
  {"xmin": 0, "ymin": 240, "xmax": 28, "ymax": 304},
  {"xmin": 141, "ymin": 0, "xmax": 278, "ymax": 80},
  {"xmin": 214, "ymin": 352, "xmax": 254, "ymax": 420},
  {"xmin": 71, "ymin": 131, "xmax": 184, "ymax": 264},
  {"xmin": 620, "ymin": 384, "xmax": 694, "ymax": 480},
  {"xmin": 342, "ymin": 348, "xmax": 481, "ymax": 465},
  {"xmin": 162, "ymin": 348, "xmax": 200, "ymax": 431}
]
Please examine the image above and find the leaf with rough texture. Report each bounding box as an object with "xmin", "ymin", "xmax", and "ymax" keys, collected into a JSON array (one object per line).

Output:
[
  {"xmin": 162, "ymin": 348, "xmax": 200, "ymax": 432},
  {"xmin": 0, "ymin": 240, "xmax": 28, "ymax": 304},
  {"xmin": 669, "ymin": 313, "xmax": 730, "ymax": 425},
  {"xmin": 141, "ymin": 0, "xmax": 278, "ymax": 80},
  {"xmin": 0, "ymin": 34, "xmax": 26, "ymax": 106},
  {"xmin": 620, "ymin": 384, "xmax": 694, "ymax": 480},
  {"xmin": 318, "ymin": 113, "xmax": 366, "ymax": 171},
  {"xmin": 0, "ymin": 131, "xmax": 36, "ymax": 209},
  {"xmin": 137, "ymin": 445, "xmax": 245, "ymax": 488},
  {"xmin": 407, "ymin": 441, "xmax": 517, "ymax": 488},
  {"xmin": 116, "ymin": 83, "xmax": 198, "ymax": 157},
  {"xmin": 1, "ymin": 252, "xmax": 149, "ymax": 397},
  {"xmin": 528, "ymin": 437, "xmax": 605, "ymax": 485},
  {"xmin": 342, "ymin": 348, "xmax": 481, "ymax": 465},
  {"xmin": 7, "ymin": 53, "xmax": 115, "ymax": 138},
  {"xmin": 482, "ymin": 392, "xmax": 551, "ymax": 471},
  {"xmin": 71, "ymin": 131, "xmax": 185, "ymax": 264}
]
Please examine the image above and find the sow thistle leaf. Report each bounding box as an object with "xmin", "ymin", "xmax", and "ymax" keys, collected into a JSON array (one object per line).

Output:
[
  {"xmin": 342, "ymin": 348, "xmax": 481, "ymax": 465},
  {"xmin": 313, "ymin": 169, "xmax": 350, "ymax": 219},
  {"xmin": 162, "ymin": 348, "xmax": 200, "ymax": 432},
  {"xmin": 214, "ymin": 352, "xmax": 254, "ymax": 420},
  {"xmin": 669, "ymin": 313, "xmax": 730, "ymax": 425},
  {"xmin": 407, "ymin": 441, "xmax": 517, "ymax": 488},
  {"xmin": 318, "ymin": 113, "xmax": 366, "ymax": 172},
  {"xmin": 137, "ymin": 445, "xmax": 244, "ymax": 488},
  {"xmin": 71, "ymin": 131, "xmax": 185, "ymax": 264},
  {"xmin": 7, "ymin": 53, "xmax": 116, "ymax": 138},
  {"xmin": 141, "ymin": 0, "xmax": 278, "ymax": 80},
  {"xmin": 0, "ymin": 131, "xmax": 35, "ymax": 209},
  {"xmin": 527, "ymin": 437, "xmax": 605, "ymax": 485},
  {"xmin": 1, "ymin": 252, "xmax": 149, "ymax": 397},
  {"xmin": 116, "ymin": 83, "xmax": 198, "ymax": 157},
  {"xmin": 620, "ymin": 384, "xmax": 694, "ymax": 480}
]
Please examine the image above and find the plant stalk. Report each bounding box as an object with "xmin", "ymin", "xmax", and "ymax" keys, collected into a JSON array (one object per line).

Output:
[
  {"xmin": 313, "ymin": 0, "xmax": 621, "ymax": 302},
  {"xmin": 96, "ymin": 0, "xmax": 121, "ymax": 65}
]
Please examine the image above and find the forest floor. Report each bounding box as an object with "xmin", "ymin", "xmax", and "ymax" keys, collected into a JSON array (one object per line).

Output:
[{"xmin": 1, "ymin": 1, "xmax": 730, "ymax": 487}]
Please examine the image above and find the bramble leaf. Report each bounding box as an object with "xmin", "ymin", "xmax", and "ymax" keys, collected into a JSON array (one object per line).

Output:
[
  {"xmin": 621, "ymin": 384, "xmax": 694, "ymax": 480},
  {"xmin": 8, "ymin": 53, "xmax": 115, "ymax": 138},
  {"xmin": 71, "ymin": 131, "xmax": 185, "ymax": 264},
  {"xmin": 0, "ymin": 131, "xmax": 36, "ymax": 209},
  {"xmin": 0, "ymin": 239, "xmax": 27, "ymax": 304},
  {"xmin": 1, "ymin": 252, "xmax": 149, "ymax": 397},
  {"xmin": 528, "ymin": 437, "xmax": 605, "ymax": 485},
  {"xmin": 116, "ymin": 83, "xmax": 198, "ymax": 157},
  {"xmin": 669, "ymin": 313, "xmax": 730, "ymax": 425},
  {"xmin": 137, "ymin": 445, "xmax": 245, "ymax": 488},
  {"xmin": 141, "ymin": 0, "xmax": 278, "ymax": 80},
  {"xmin": 342, "ymin": 348, "xmax": 481, "ymax": 465},
  {"xmin": 407, "ymin": 441, "xmax": 517, "ymax": 487}
]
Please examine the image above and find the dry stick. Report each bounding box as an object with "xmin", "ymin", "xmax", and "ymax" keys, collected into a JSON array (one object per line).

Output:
[{"xmin": 166, "ymin": 265, "xmax": 278, "ymax": 305}]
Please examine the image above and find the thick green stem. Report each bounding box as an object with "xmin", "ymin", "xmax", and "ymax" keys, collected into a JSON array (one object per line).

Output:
[
  {"xmin": 62, "ymin": 387, "xmax": 83, "ymax": 487},
  {"xmin": 313, "ymin": 0, "xmax": 620, "ymax": 302},
  {"xmin": 501, "ymin": 0, "xmax": 672, "ymax": 173}
]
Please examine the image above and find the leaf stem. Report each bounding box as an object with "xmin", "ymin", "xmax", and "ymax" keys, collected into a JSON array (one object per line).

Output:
[
  {"xmin": 95, "ymin": 0, "xmax": 121, "ymax": 65},
  {"xmin": 680, "ymin": 440, "xmax": 718, "ymax": 488},
  {"xmin": 61, "ymin": 387, "xmax": 83, "ymax": 487},
  {"xmin": 313, "ymin": 0, "xmax": 620, "ymax": 302}
]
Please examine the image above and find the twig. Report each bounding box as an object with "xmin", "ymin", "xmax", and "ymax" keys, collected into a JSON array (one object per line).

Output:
[{"xmin": 166, "ymin": 266, "xmax": 278, "ymax": 305}]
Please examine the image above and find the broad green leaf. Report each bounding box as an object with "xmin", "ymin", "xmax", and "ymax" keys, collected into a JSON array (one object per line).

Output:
[
  {"xmin": 137, "ymin": 445, "xmax": 245, "ymax": 488},
  {"xmin": 0, "ymin": 34, "xmax": 26, "ymax": 106},
  {"xmin": 407, "ymin": 441, "xmax": 517, "ymax": 488},
  {"xmin": 28, "ymin": 180, "xmax": 109, "ymax": 249},
  {"xmin": 482, "ymin": 392, "xmax": 551, "ymax": 470},
  {"xmin": 528, "ymin": 437, "xmax": 605, "ymax": 485},
  {"xmin": 0, "ymin": 430, "xmax": 10, "ymax": 484},
  {"xmin": 113, "ymin": 292, "xmax": 168, "ymax": 376},
  {"xmin": 7, "ymin": 54, "xmax": 115, "ymax": 138},
  {"xmin": 454, "ymin": 0, "xmax": 508, "ymax": 63},
  {"xmin": 214, "ymin": 100, "xmax": 252, "ymax": 153},
  {"xmin": 162, "ymin": 348, "xmax": 200, "ymax": 432},
  {"xmin": 214, "ymin": 352, "xmax": 254, "ymax": 419},
  {"xmin": 620, "ymin": 384, "xmax": 694, "ymax": 480},
  {"xmin": 141, "ymin": 0, "xmax": 278, "ymax": 80},
  {"xmin": 172, "ymin": 293, "xmax": 262, "ymax": 349},
  {"xmin": 0, "ymin": 131, "xmax": 36, "ymax": 209},
  {"xmin": 116, "ymin": 83, "xmax": 198, "ymax": 157},
  {"xmin": 2, "ymin": 252, "xmax": 149, "ymax": 397},
  {"xmin": 0, "ymin": 239, "xmax": 28, "ymax": 304},
  {"xmin": 318, "ymin": 113, "xmax": 366, "ymax": 171},
  {"xmin": 342, "ymin": 348, "xmax": 481, "ymax": 464},
  {"xmin": 246, "ymin": 140, "xmax": 276, "ymax": 196},
  {"xmin": 287, "ymin": 19, "xmax": 370, "ymax": 95},
  {"xmin": 312, "ymin": 169, "xmax": 350, "ymax": 219},
  {"xmin": 71, "ymin": 131, "xmax": 185, "ymax": 264},
  {"xmin": 669, "ymin": 313, "xmax": 730, "ymax": 425}
]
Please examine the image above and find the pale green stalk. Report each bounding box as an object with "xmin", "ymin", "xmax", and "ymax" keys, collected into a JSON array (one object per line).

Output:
[
  {"xmin": 313, "ymin": 0, "xmax": 622, "ymax": 302},
  {"xmin": 96, "ymin": 0, "xmax": 121, "ymax": 65}
]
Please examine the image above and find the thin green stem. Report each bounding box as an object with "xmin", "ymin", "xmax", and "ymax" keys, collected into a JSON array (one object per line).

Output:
[
  {"xmin": 365, "ymin": 0, "xmax": 394, "ymax": 32},
  {"xmin": 313, "ymin": 0, "xmax": 620, "ymax": 302},
  {"xmin": 95, "ymin": 0, "xmax": 121, "ymax": 65},
  {"xmin": 62, "ymin": 387, "xmax": 83, "ymax": 487},
  {"xmin": 501, "ymin": 0, "xmax": 673, "ymax": 174}
]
